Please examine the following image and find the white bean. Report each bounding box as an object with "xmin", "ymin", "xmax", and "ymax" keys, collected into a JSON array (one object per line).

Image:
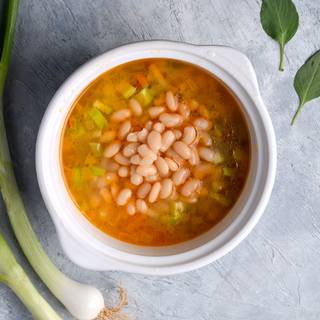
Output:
[
  {"xmin": 148, "ymin": 182, "xmax": 161, "ymax": 203},
  {"xmin": 153, "ymin": 122, "xmax": 165, "ymax": 133},
  {"xmin": 118, "ymin": 166, "xmax": 129, "ymax": 177},
  {"xmin": 140, "ymin": 154, "xmax": 157, "ymax": 165},
  {"xmin": 145, "ymin": 174, "xmax": 159, "ymax": 182},
  {"xmin": 178, "ymin": 103, "xmax": 190, "ymax": 119},
  {"xmin": 200, "ymin": 131, "xmax": 212, "ymax": 146},
  {"xmin": 138, "ymin": 144, "xmax": 155, "ymax": 158},
  {"xmin": 118, "ymin": 120, "xmax": 131, "ymax": 140},
  {"xmin": 181, "ymin": 179, "xmax": 200, "ymax": 197},
  {"xmin": 126, "ymin": 202, "xmax": 136, "ymax": 215},
  {"xmin": 123, "ymin": 142, "xmax": 139, "ymax": 157},
  {"xmin": 198, "ymin": 147, "xmax": 215, "ymax": 162},
  {"xmin": 155, "ymin": 156, "xmax": 169, "ymax": 177},
  {"xmin": 137, "ymin": 182, "xmax": 152, "ymax": 199},
  {"xmin": 136, "ymin": 164, "xmax": 157, "ymax": 177},
  {"xmin": 126, "ymin": 132, "xmax": 139, "ymax": 142},
  {"xmin": 173, "ymin": 141, "xmax": 192, "ymax": 160},
  {"xmin": 104, "ymin": 141, "xmax": 121, "ymax": 158},
  {"xmin": 147, "ymin": 130, "xmax": 162, "ymax": 153},
  {"xmin": 165, "ymin": 157, "xmax": 179, "ymax": 171},
  {"xmin": 193, "ymin": 117, "xmax": 211, "ymax": 130},
  {"xmin": 116, "ymin": 188, "xmax": 132, "ymax": 206},
  {"xmin": 100, "ymin": 158, "xmax": 119, "ymax": 172},
  {"xmin": 173, "ymin": 129, "xmax": 182, "ymax": 140},
  {"xmin": 130, "ymin": 173, "xmax": 143, "ymax": 186},
  {"xmin": 111, "ymin": 109, "xmax": 131, "ymax": 122},
  {"xmin": 182, "ymin": 126, "xmax": 196, "ymax": 145},
  {"xmin": 159, "ymin": 113, "xmax": 183, "ymax": 127},
  {"xmin": 160, "ymin": 130, "xmax": 175, "ymax": 152},
  {"xmin": 189, "ymin": 146, "xmax": 200, "ymax": 166},
  {"xmin": 145, "ymin": 121, "xmax": 153, "ymax": 130},
  {"xmin": 130, "ymin": 154, "xmax": 142, "ymax": 165},
  {"xmin": 166, "ymin": 91, "xmax": 178, "ymax": 111},
  {"xmin": 114, "ymin": 153, "xmax": 130, "ymax": 166},
  {"xmin": 148, "ymin": 106, "xmax": 165, "ymax": 118},
  {"xmin": 172, "ymin": 168, "xmax": 190, "ymax": 186},
  {"xmin": 136, "ymin": 199, "xmax": 148, "ymax": 213},
  {"xmin": 160, "ymin": 179, "xmax": 173, "ymax": 199},
  {"xmin": 129, "ymin": 98, "xmax": 142, "ymax": 116},
  {"xmin": 165, "ymin": 148, "xmax": 184, "ymax": 164},
  {"xmin": 138, "ymin": 128, "xmax": 149, "ymax": 142}
]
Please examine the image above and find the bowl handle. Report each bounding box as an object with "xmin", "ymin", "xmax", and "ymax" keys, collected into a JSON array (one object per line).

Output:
[
  {"xmin": 191, "ymin": 45, "xmax": 261, "ymax": 101},
  {"xmin": 54, "ymin": 219, "xmax": 120, "ymax": 271}
]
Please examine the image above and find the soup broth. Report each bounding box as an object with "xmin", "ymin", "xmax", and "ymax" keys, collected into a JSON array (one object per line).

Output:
[{"xmin": 61, "ymin": 59, "xmax": 250, "ymax": 246}]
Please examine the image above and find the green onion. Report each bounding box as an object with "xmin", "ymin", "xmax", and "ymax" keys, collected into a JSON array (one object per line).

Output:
[
  {"xmin": 135, "ymin": 87, "xmax": 154, "ymax": 107},
  {"xmin": 0, "ymin": 3, "xmax": 106, "ymax": 319},
  {"xmin": 71, "ymin": 167, "xmax": 82, "ymax": 187},
  {"xmin": 89, "ymin": 142, "xmax": 102, "ymax": 156},
  {"xmin": 88, "ymin": 107, "xmax": 108, "ymax": 129},
  {"xmin": 0, "ymin": 233, "xmax": 61, "ymax": 320},
  {"xmin": 90, "ymin": 165, "xmax": 105, "ymax": 176}
]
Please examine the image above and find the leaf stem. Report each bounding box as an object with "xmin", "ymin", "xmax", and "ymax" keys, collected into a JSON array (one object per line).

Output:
[
  {"xmin": 291, "ymin": 102, "xmax": 303, "ymax": 125},
  {"xmin": 279, "ymin": 43, "xmax": 285, "ymax": 71}
]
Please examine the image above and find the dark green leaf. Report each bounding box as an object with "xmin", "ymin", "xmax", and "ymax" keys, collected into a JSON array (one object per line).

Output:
[
  {"xmin": 260, "ymin": 0, "xmax": 299, "ymax": 71},
  {"xmin": 291, "ymin": 50, "xmax": 320, "ymax": 125}
]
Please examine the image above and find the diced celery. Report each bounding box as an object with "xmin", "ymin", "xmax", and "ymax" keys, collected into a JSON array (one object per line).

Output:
[
  {"xmin": 89, "ymin": 142, "xmax": 102, "ymax": 156},
  {"xmin": 210, "ymin": 193, "xmax": 231, "ymax": 207},
  {"xmin": 71, "ymin": 167, "xmax": 82, "ymax": 187},
  {"xmin": 211, "ymin": 180, "xmax": 224, "ymax": 193},
  {"xmin": 117, "ymin": 82, "xmax": 137, "ymax": 99},
  {"xmin": 135, "ymin": 87, "xmax": 154, "ymax": 107},
  {"xmin": 68, "ymin": 120, "xmax": 85, "ymax": 138},
  {"xmin": 223, "ymin": 167, "xmax": 236, "ymax": 177},
  {"xmin": 90, "ymin": 166, "xmax": 106, "ymax": 177},
  {"xmin": 212, "ymin": 150, "xmax": 224, "ymax": 164},
  {"xmin": 168, "ymin": 201, "xmax": 187, "ymax": 225},
  {"xmin": 88, "ymin": 108, "xmax": 108, "ymax": 129},
  {"xmin": 213, "ymin": 123, "xmax": 223, "ymax": 138},
  {"xmin": 93, "ymin": 100, "xmax": 114, "ymax": 115}
]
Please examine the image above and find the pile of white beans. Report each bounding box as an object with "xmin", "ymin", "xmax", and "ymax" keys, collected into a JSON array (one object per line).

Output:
[{"xmin": 102, "ymin": 91, "xmax": 219, "ymax": 216}]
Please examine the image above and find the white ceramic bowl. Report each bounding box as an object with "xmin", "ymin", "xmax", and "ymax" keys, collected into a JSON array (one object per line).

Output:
[{"xmin": 36, "ymin": 41, "xmax": 276, "ymax": 275}]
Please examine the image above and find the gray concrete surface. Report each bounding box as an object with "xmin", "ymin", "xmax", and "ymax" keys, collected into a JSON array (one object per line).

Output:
[{"xmin": 1, "ymin": 0, "xmax": 320, "ymax": 319}]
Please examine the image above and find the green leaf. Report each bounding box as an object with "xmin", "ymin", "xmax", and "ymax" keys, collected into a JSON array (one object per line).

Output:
[
  {"xmin": 291, "ymin": 50, "xmax": 320, "ymax": 125},
  {"xmin": 260, "ymin": 0, "xmax": 299, "ymax": 71}
]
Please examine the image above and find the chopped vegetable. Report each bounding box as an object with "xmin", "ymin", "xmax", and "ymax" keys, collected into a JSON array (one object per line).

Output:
[
  {"xmin": 136, "ymin": 73, "xmax": 149, "ymax": 88},
  {"xmin": 90, "ymin": 165, "xmax": 106, "ymax": 176},
  {"xmin": 169, "ymin": 201, "xmax": 187, "ymax": 225},
  {"xmin": 88, "ymin": 108, "xmax": 108, "ymax": 129},
  {"xmin": 89, "ymin": 142, "xmax": 102, "ymax": 156},
  {"xmin": 135, "ymin": 87, "xmax": 154, "ymax": 106},
  {"xmin": 71, "ymin": 167, "xmax": 82, "ymax": 186},
  {"xmin": 223, "ymin": 167, "xmax": 236, "ymax": 177},
  {"xmin": 0, "ymin": 3, "xmax": 106, "ymax": 319},
  {"xmin": 212, "ymin": 150, "xmax": 224, "ymax": 164},
  {"xmin": 149, "ymin": 64, "xmax": 167, "ymax": 87},
  {"xmin": 117, "ymin": 82, "xmax": 137, "ymax": 99},
  {"xmin": 210, "ymin": 193, "xmax": 231, "ymax": 207},
  {"xmin": 93, "ymin": 100, "xmax": 114, "ymax": 115}
]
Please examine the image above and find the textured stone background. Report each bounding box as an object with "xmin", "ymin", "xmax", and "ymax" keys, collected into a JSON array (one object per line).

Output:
[{"xmin": 1, "ymin": 0, "xmax": 320, "ymax": 319}]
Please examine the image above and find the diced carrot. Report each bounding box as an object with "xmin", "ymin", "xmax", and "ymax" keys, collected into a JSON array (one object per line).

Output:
[{"xmin": 136, "ymin": 74, "xmax": 149, "ymax": 88}]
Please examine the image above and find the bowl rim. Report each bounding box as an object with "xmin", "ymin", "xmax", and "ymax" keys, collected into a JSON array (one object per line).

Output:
[{"xmin": 36, "ymin": 40, "xmax": 277, "ymax": 274}]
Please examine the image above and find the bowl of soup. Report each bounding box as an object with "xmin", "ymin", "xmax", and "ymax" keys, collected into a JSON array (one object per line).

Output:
[{"xmin": 36, "ymin": 41, "xmax": 276, "ymax": 275}]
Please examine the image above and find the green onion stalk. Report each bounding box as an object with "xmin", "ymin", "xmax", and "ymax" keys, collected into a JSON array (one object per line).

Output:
[{"xmin": 0, "ymin": 1, "xmax": 106, "ymax": 319}]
